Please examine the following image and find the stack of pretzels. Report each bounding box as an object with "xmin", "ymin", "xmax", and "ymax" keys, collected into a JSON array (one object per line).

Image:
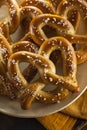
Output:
[{"xmin": 0, "ymin": 0, "xmax": 87, "ymax": 109}]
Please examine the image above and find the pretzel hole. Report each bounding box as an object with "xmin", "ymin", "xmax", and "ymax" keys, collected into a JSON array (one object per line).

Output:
[
  {"xmin": 0, "ymin": 5, "xmax": 8, "ymax": 21},
  {"xmin": 21, "ymin": 18, "xmax": 32, "ymax": 33},
  {"xmin": 73, "ymin": 43, "xmax": 87, "ymax": 51},
  {"xmin": 42, "ymin": 84, "xmax": 57, "ymax": 92},
  {"xmin": 10, "ymin": 25, "xmax": 25, "ymax": 42},
  {"xmin": 42, "ymin": 25, "xmax": 58, "ymax": 38},
  {"xmin": 19, "ymin": 62, "xmax": 38, "ymax": 83},
  {"xmin": 76, "ymin": 20, "xmax": 87, "ymax": 34},
  {"xmin": 50, "ymin": 50, "xmax": 63, "ymax": 76}
]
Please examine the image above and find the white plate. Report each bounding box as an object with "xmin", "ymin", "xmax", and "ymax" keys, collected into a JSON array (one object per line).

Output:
[{"xmin": 0, "ymin": 0, "xmax": 87, "ymax": 118}]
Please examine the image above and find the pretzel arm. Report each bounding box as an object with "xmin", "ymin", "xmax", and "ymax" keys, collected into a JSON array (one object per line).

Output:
[
  {"xmin": 21, "ymin": 0, "xmax": 55, "ymax": 14},
  {"xmin": 30, "ymin": 14, "xmax": 75, "ymax": 45}
]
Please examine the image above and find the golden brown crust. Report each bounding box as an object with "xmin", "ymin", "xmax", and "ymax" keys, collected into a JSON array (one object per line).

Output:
[
  {"xmin": 57, "ymin": 0, "xmax": 87, "ymax": 64},
  {"xmin": 7, "ymin": 36, "xmax": 79, "ymax": 109},
  {"xmin": 30, "ymin": 14, "xmax": 74, "ymax": 45},
  {"xmin": 0, "ymin": 0, "xmax": 20, "ymax": 40},
  {"xmin": 21, "ymin": 0, "xmax": 55, "ymax": 14},
  {"xmin": 0, "ymin": 0, "xmax": 85, "ymax": 110}
]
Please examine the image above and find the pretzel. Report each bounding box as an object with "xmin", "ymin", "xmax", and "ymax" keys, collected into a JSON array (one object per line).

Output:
[
  {"xmin": 29, "ymin": 14, "xmax": 75, "ymax": 46},
  {"xmin": 7, "ymin": 51, "xmax": 69, "ymax": 109},
  {"xmin": 0, "ymin": 0, "xmax": 43, "ymax": 41},
  {"xmin": 65, "ymin": 34, "xmax": 87, "ymax": 64},
  {"xmin": 39, "ymin": 37, "xmax": 79, "ymax": 91},
  {"xmin": 20, "ymin": 80, "xmax": 69, "ymax": 109},
  {"xmin": 0, "ymin": 33, "xmax": 38, "ymax": 63},
  {"xmin": 0, "ymin": 33, "xmax": 39, "ymax": 98},
  {"xmin": 21, "ymin": 37, "xmax": 80, "ymax": 109},
  {"xmin": 7, "ymin": 36, "xmax": 79, "ymax": 109},
  {"xmin": 57, "ymin": 0, "xmax": 87, "ymax": 64},
  {"xmin": 0, "ymin": 0, "xmax": 20, "ymax": 41}
]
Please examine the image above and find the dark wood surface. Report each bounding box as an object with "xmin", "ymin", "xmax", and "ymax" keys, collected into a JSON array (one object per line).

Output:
[
  {"xmin": 0, "ymin": 113, "xmax": 46, "ymax": 130},
  {"xmin": 0, "ymin": 113, "xmax": 87, "ymax": 130}
]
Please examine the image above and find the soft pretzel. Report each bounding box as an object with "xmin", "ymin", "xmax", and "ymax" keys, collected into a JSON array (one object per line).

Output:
[
  {"xmin": 7, "ymin": 36, "xmax": 79, "ymax": 109},
  {"xmin": 7, "ymin": 51, "xmax": 69, "ymax": 109},
  {"xmin": 57, "ymin": 0, "xmax": 87, "ymax": 64},
  {"xmin": 0, "ymin": 0, "xmax": 20, "ymax": 41},
  {"xmin": 0, "ymin": 33, "xmax": 38, "ymax": 64},
  {"xmin": 48, "ymin": 0, "xmax": 80, "ymax": 30},
  {"xmin": 0, "ymin": 33, "xmax": 39, "ymax": 98},
  {"xmin": 65, "ymin": 34, "xmax": 87, "ymax": 64},
  {"xmin": 39, "ymin": 37, "xmax": 79, "ymax": 92},
  {"xmin": 0, "ymin": 0, "xmax": 43, "ymax": 41},
  {"xmin": 20, "ymin": 81, "xmax": 69, "ymax": 109},
  {"xmin": 57, "ymin": 0, "xmax": 87, "ymax": 20},
  {"xmin": 21, "ymin": 37, "xmax": 80, "ymax": 109},
  {"xmin": 30, "ymin": 14, "xmax": 75, "ymax": 46}
]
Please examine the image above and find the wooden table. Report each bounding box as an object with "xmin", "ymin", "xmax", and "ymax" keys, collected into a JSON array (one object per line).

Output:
[{"xmin": 0, "ymin": 113, "xmax": 87, "ymax": 130}]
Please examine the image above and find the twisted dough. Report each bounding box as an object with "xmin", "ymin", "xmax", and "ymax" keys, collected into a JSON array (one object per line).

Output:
[
  {"xmin": 7, "ymin": 36, "xmax": 79, "ymax": 109},
  {"xmin": 0, "ymin": 0, "xmax": 43, "ymax": 42},
  {"xmin": 57, "ymin": 0, "xmax": 87, "ymax": 64},
  {"xmin": 0, "ymin": 0, "xmax": 20, "ymax": 40},
  {"xmin": 49, "ymin": 0, "xmax": 80, "ymax": 30},
  {"xmin": 0, "ymin": 0, "xmax": 83, "ymax": 110},
  {"xmin": 30, "ymin": 14, "xmax": 75, "ymax": 45},
  {"xmin": 21, "ymin": 0, "xmax": 55, "ymax": 14},
  {"xmin": 0, "ymin": 33, "xmax": 38, "ymax": 98},
  {"xmin": 7, "ymin": 51, "xmax": 69, "ymax": 109}
]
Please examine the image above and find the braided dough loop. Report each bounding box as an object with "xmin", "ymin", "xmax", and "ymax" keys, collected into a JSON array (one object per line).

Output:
[
  {"xmin": 20, "ymin": 37, "xmax": 77, "ymax": 109},
  {"xmin": 20, "ymin": 81, "xmax": 69, "ymax": 109},
  {"xmin": 20, "ymin": 5, "xmax": 43, "ymax": 33},
  {"xmin": 0, "ymin": 33, "xmax": 39, "ymax": 98},
  {"xmin": 29, "ymin": 14, "xmax": 75, "ymax": 46},
  {"xmin": 65, "ymin": 34, "xmax": 87, "ymax": 64},
  {"xmin": 49, "ymin": 0, "xmax": 80, "ymax": 31},
  {"xmin": 39, "ymin": 37, "xmax": 79, "ymax": 91},
  {"xmin": 7, "ymin": 35, "xmax": 79, "ymax": 109},
  {"xmin": 21, "ymin": 0, "xmax": 55, "ymax": 14},
  {"xmin": 57, "ymin": 0, "xmax": 87, "ymax": 21},
  {"xmin": 0, "ymin": 0, "xmax": 20, "ymax": 40},
  {"xmin": 57, "ymin": 0, "xmax": 87, "ymax": 64},
  {"xmin": 8, "ymin": 51, "xmax": 56, "ymax": 90},
  {"xmin": 0, "ymin": 33, "xmax": 38, "ymax": 66},
  {"xmin": 7, "ymin": 51, "xmax": 69, "ymax": 109}
]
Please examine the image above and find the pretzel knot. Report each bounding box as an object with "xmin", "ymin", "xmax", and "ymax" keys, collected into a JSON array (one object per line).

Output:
[
  {"xmin": 57, "ymin": 0, "xmax": 87, "ymax": 64},
  {"xmin": 7, "ymin": 36, "xmax": 79, "ymax": 109},
  {"xmin": 0, "ymin": 33, "xmax": 38, "ymax": 98},
  {"xmin": 0, "ymin": 0, "xmax": 20, "ymax": 40},
  {"xmin": 0, "ymin": 0, "xmax": 43, "ymax": 42}
]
